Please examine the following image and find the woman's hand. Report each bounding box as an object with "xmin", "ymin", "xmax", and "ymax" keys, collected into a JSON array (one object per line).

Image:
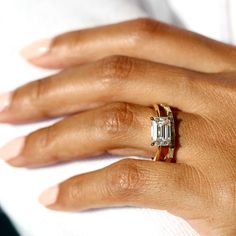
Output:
[{"xmin": 0, "ymin": 19, "xmax": 236, "ymax": 236}]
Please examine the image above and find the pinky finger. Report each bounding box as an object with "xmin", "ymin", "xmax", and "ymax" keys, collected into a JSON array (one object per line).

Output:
[{"xmin": 39, "ymin": 158, "xmax": 210, "ymax": 220}]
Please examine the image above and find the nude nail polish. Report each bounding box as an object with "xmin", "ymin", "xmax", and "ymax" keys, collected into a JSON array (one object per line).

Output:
[
  {"xmin": 20, "ymin": 38, "xmax": 52, "ymax": 60},
  {"xmin": 0, "ymin": 92, "xmax": 12, "ymax": 113},
  {"xmin": 39, "ymin": 185, "xmax": 59, "ymax": 206},
  {"xmin": 0, "ymin": 136, "xmax": 25, "ymax": 161}
]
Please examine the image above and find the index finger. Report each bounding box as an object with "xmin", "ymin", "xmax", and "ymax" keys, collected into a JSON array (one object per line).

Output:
[{"xmin": 22, "ymin": 18, "xmax": 236, "ymax": 72}]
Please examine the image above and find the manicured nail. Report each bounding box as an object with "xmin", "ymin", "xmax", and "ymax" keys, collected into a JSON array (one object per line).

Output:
[
  {"xmin": 0, "ymin": 136, "xmax": 25, "ymax": 161},
  {"xmin": 0, "ymin": 92, "xmax": 12, "ymax": 113},
  {"xmin": 39, "ymin": 185, "xmax": 59, "ymax": 206},
  {"xmin": 20, "ymin": 38, "xmax": 52, "ymax": 60}
]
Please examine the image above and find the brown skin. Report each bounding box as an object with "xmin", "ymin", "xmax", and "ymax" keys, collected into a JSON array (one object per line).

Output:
[{"xmin": 0, "ymin": 18, "xmax": 236, "ymax": 235}]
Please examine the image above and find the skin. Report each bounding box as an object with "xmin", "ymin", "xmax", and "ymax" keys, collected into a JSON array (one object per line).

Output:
[{"xmin": 0, "ymin": 18, "xmax": 236, "ymax": 235}]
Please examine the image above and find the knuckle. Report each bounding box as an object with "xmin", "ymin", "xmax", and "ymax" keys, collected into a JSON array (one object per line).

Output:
[
  {"xmin": 31, "ymin": 78, "xmax": 48, "ymax": 102},
  {"xmin": 24, "ymin": 125, "xmax": 58, "ymax": 163},
  {"xmin": 97, "ymin": 55, "xmax": 134, "ymax": 86},
  {"xmin": 37, "ymin": 125, "xmax": 57, "ymax": 151},
  {"xmin": 29, "ymin": 78, "xmax": 55, "ymax": 117},
  {"xmin": 130, "ymin": 18, "xmax": 162, "ymax": 44},
  {"xmin": 11, "ymin": 78, "xmax": 51, "ymax": 113},
  {"xmin": 98, "ymin": 102, "xmax": 136, "ymax": 138},
  {"xmin": 107, "ymin": 159, "xmax": 143, "ymax": 198}
]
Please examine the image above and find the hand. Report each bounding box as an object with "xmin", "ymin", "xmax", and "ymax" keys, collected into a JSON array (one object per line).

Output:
[{"xmin": 0, "ymin": 18, "xmax": 236, "ymax": 236}]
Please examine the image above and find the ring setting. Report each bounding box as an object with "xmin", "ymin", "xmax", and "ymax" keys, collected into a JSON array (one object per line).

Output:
[{"xmin": 150, "ymin": 104, "xmax": 175, "ymax": 161}]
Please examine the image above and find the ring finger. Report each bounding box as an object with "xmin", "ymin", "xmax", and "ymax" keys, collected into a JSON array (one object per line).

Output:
[{"xmin": 0, "ymin": 102, "xmax": 194, "ymax": 167}]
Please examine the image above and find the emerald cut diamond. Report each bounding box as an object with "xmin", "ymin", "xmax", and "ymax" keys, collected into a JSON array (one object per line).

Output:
[{"xmin": 151, "ymin": 117, "xmax": 172, "ymax": 146}]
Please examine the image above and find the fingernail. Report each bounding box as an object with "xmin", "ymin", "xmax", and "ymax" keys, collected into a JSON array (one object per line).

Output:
[
  {"xmin": 0, "ymin": 92, "xmax": 12, "ymax": 113},
  {"xmin": 39, "ymin": 185, "xmax": 59, "ymax": 206},
  {"xmin": 0, "ymin": 136, "xmax": 26, "ymax": 161},
  {"xmin": 20, "ymin": 38, "xmax": 52, "ymax": 60}
]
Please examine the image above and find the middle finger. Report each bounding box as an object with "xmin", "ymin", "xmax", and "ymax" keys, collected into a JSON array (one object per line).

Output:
[{"xmin": 0, "ymin": 56, "xmax": 205, "ymax": 123}]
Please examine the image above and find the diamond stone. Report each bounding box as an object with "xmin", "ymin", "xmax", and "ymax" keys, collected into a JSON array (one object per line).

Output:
[{"xmin": 151, "ymin": 117, "xmax": 172, "ymax": 146}]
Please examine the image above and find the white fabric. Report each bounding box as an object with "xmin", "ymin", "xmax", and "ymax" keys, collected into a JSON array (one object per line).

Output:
[{"xmin": 0, "ymin": 1, "xmax": 235, "ymax": 236}]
